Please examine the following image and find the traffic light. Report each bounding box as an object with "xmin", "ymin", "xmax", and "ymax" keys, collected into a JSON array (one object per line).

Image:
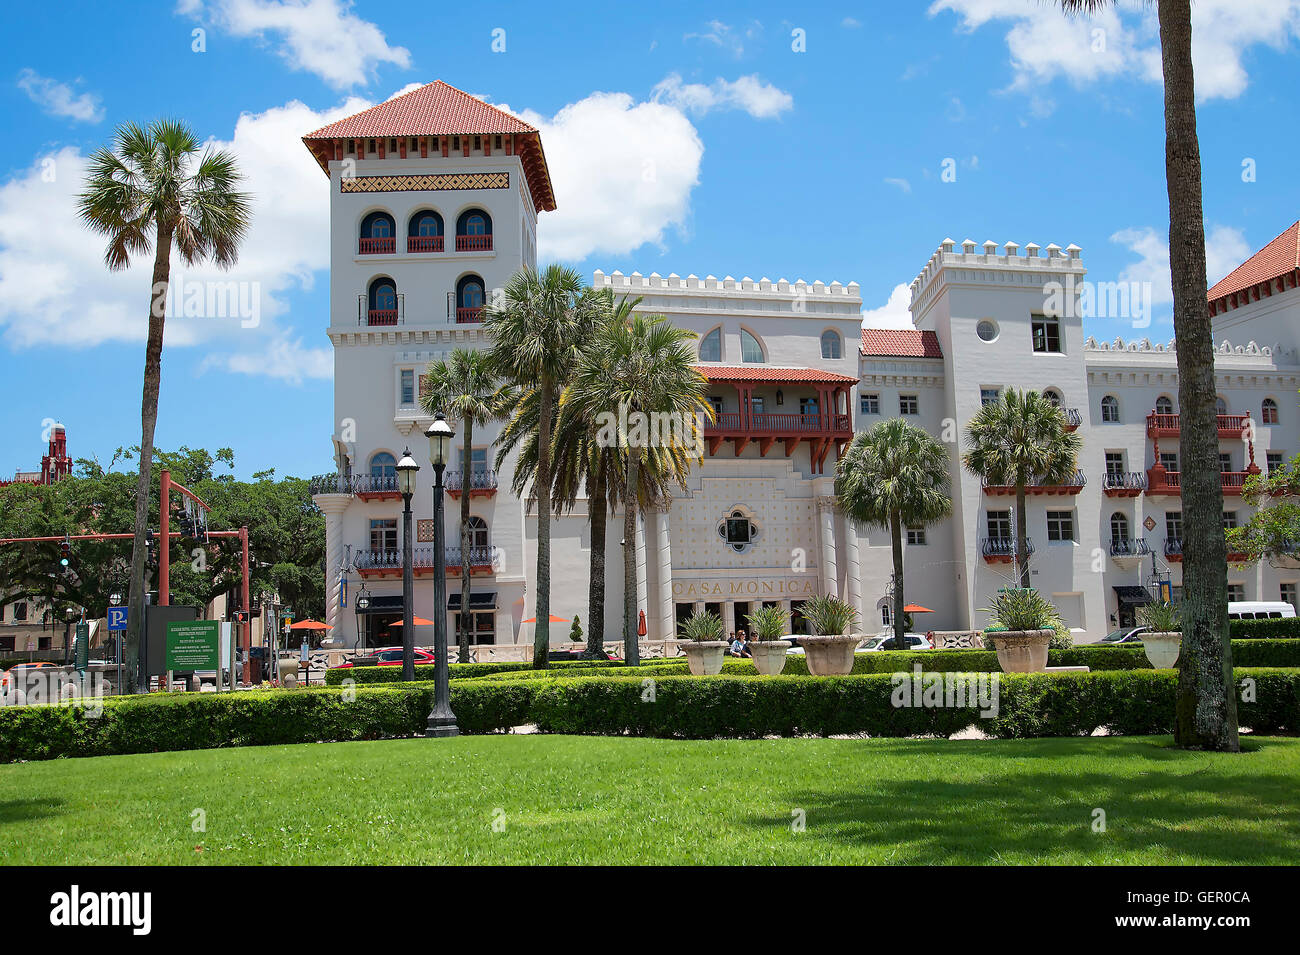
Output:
[{"xmin": 59, "ymin": 536, "xmax": 71, "ymax": 569}]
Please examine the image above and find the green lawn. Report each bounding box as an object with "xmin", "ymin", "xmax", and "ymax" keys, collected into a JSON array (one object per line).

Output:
[{"xmin": 0, "ymin": 735, "xmax": 1296, "ymax": 865}]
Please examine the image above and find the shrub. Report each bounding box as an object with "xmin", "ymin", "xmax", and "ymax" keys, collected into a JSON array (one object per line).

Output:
[
  {"xmin": 680, "ymin": 609, "xmax": 724, "ymax": 642},
  {"xmin": 745, "ymin": 604, "xmax": 790, "ymax": 641},
  {"xmin": 802, "ymin": 594, "xmax": 858, "ymax": 635},
  {"xmin": 324, "ymin": 659, "xmax": 630, "ymax": 686},
  {"xmin": 1139, "ymin": 601, "xmax": 1181, "ymax": 632},
  {"xmin": 1229, "ymin": 617, "xmax": 1300, "ymax": 640},
  {"xmin": 980, "ymin": 587, "xmax": 1060, "ymax": 632}
]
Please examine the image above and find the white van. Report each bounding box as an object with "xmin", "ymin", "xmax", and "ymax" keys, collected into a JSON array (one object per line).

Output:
[{"xmin": 1227, "ymin": 601, "xmax": 1296, "ymax": 620}]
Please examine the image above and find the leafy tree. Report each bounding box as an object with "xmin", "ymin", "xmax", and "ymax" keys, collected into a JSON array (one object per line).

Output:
[
  {"xmin": 77, "ymin": 120, "xmax": 251, "ymax": 691},
  {"xmin": 423, "ymin": 348, "xmax": 504, "ymax": 663},
  {"xmin": 1226, "ymin": 456, "xmax": 1300, "ymax": 564},
  {"xmin": 836, "ymin": 418, "xmax": 952, "ymax": 649},
  {"xmin": 963, "ymin": 389, "xmax": 1081, "ymax": 588},
  {"xmin": 485, "ymin": 266, "xmax": 606, "ymax": 667}
]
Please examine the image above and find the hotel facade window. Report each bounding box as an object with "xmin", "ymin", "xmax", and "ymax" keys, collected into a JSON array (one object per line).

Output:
[
  {"xmin": 1155, "ymin": 395, "xmax": 1174, "ymax": 415},
  {"xmin": 1160, "ymin": 451, "xmax": 1179, "ymax": 471},
  {"xmin": 1166, "ymin": 512, "xmax": 1183, "ymax": 543},
  {"xmin": 1282, "ymin": 583, "xmax": 1298, "ymax": 614},
  {"xmin": 740, "ymin": 329, "xmax": 764, "ymax": 363},
  {"xmin": 860, "ymin": 393, "xmax": 879, "ymax": 414},
  {"xmin": 699, "ymin": 327, "xmax": 722, "ymax": 362},
  {"xmin": 980, "ymin": 387, "xmax": 1000, "ymax": 407},
  {"xmin": 1031, "ymin": 315, "xmax": 1062, "ymax": 353},
  {"xmin": 1219, "ymin": 452, "xmax": 1233, "ymax": 472},
  {"xmin": 899, "ymin": 394, "xmax": 919, "ymax": 415},
  {"xmin": 1262, "ymin": 398, "xmax": 1280, "ymax": 424},
  {"xmin": 1043, "ymin": 388, "xmax": 1062, "ymax": 407},
  {"xmin": 820, "ymin": 329, "xmax": 842, "ymax": 359},
  {"xmin": 1109, "ymin": 512, "xmax": 1129, "ymax": 544},
  {"xmin": 1046, "ymin": 510, "xmax": 1075, "ymax": 542},
  {"xmin": 1268, "ymin": 451, "xmax": 1284, "ymax": 476},
  {"xmin": 369, "ymin": 518, "xmax": 397, "ymax": 552},
  {"xmin": 1227, "ymin": 583, "xmax": 1246, "ymax": 602},
  {"xmin": 1105, "ymin": 451, "xmax": 1125, "ymax": 476},
  {"xmin": 987, "ymin": 510, "xmax": 1011, "ymax": 540},
  {"xmin": 1216, "ymin": 396, "xmax": 1228, "ymax": 415},
  {"xmin": 455, "ymin": 208, "xmax": 492, "ymax": 251},
  {"xmin": 400, "ymin": 369, "xmax": 415, "ymax": 406},
  {"xmin": 359, "ymin": 211, "xmax": 395, "ymax": 254},
  {"xmin": 369, "ymin": 452, "xmax": 396, "ymax": 478},
  {"xmin": 906, "ymin": 526, "xmax": 927, "ymax": 545},
  {"xmin": 408, "ymin": 209, "xmax": 444, "ymax": 252},
  {"xmin": 1100, "ymin": 395, "xmax": 1120, "ymax": 422}
]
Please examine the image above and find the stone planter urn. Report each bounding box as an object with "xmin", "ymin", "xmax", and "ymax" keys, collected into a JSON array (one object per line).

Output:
[
  {"xmin": 800, "ymin": 635, "xmax": 861, "ymax": 676},
  {"xmin": 749, "ymin": 640, "xmax": 792, "ymax": 676},
  {"xmin": 1142, "ymin": 631, "xmax": 1182, "ymax": 669},
  {"xmin": 681, "ymin": 641, "xmax": 729, "ymax": 675},
  {"xmin": 988, "ymin": 629, "xmax": 1053, "ymax": 673},
  {"xmin": 278, "ymin": 655, "xmax": 300, "ymax": 688}
]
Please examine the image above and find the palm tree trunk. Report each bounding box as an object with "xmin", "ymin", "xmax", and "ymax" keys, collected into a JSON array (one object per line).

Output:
[
  {"xmin": 124, "ymin": 222, "xmax": 173, "ymax": 693},
  {"xmin": 890, "ymin": 511, "xmax": 905, "ymax": 647},
  {"xmin": 458, "ymin": 420, "xmax": 473, "ymax": 664},
  {"xmin": 1015, "ymin": 484, "xmax": 1030, "ymax": 589},
  {"xmin": 533, "ymin": 380, "xmax": 553, "ymax": 669},
  {"xmin": 623, "ymin": 450, "xmax": 640, "ymax": 666},
  {"xmin": 1158, "ymin": 0, "xmax": 1238, "ymax": 751},
  {"xmin": 585, "ymin": 467, "xmax": 608, "ymax": 659}
]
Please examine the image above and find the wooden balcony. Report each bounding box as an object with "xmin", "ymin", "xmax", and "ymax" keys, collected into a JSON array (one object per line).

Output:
[
  {"xmin": 455, "ymin": 306, "xmax": 484, "ymax": 324},
  {"xmin": 982, "ymin": 470, "xmax": 1086, "ymax": 496},
  {"xmin": 455, "ymin": 234, "xmax": 493, "ymax": 252},
  {"xmin": 703, "ymin": 411, "xmax": 852, "ymax": 465},
  {"xmin": 408, "ymin": 235, "xmax": 444, "ymax": 253},
  {"xmin": 1145, "ymin": 466, "xmax": 1259, "ymax": 496},
  {"xmin": 358, "ymin": 293, "xmax": 404, "ymax": 326},
  {"xmin": 445, "ymin": 469, "xmax": 498, "ymax": 499},
  {"xmin": 1146, "ymin": 411, "xmax": 1252, "ymax": 439},
  {"xmin": 358, "ymin": 236, "xmax": 395, "ymax": 255},
  {"xmin": 354, "ymin": 545, "xmax": 494, "ymax": 579}
]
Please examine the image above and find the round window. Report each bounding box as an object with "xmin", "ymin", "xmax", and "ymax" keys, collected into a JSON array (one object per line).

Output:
[{"xmin": 976, "ymin": 320, "xmax": 998, "ymax": 342}]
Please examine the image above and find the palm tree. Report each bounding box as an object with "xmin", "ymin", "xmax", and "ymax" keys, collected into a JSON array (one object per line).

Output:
[
  {"xmin": 1051, "ymin": 0, "xmax": 1237, "ymax": 752},
  {"xmin": 836, "ymin": 419, "xmax": 952, "ymax": 650},
  {"xmin": 422, "ymin": 347, "xmax": 502, "ymax": 663},
  {"xmin": 963, "ymin": 389, "xmax": 1081, "ymax": 589},
  {"xmin": 484, "ymin": 266, "xmax": 606, "ymax": 668},
  {"xmin": 565, "ymin": 306, "xmax": 712, "ymax": 665},
  {"xmin": 77, "ymin": 120, "xmax": 250, "ymax": 691}
]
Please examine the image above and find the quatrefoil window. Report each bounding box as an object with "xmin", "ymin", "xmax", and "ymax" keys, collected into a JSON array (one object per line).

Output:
[{"xmin": 717, "ymin": 507, "xmax": 759, "ymax": 554}]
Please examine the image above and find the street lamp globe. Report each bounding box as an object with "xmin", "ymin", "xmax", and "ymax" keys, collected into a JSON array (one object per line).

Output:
[
  {"xmin": 395, "ymin": 448, "xmax": 420, "ymax": 497},
  {"xmin": 65, "ymin": 606, "xmax": 79, "ymax": 622},
  {"xmin": 425, "ymin": 413, "xmax": 456, "ymax": 469}
]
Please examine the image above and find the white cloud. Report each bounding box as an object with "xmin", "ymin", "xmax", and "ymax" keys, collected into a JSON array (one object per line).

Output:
[
  {"xmin": 929, "ymin": 0, "xmax": 1300, "ymax": 102},
  {"xmin": 861, "ymin": 284, "xmax": 916, "ymax": 330},
  {"xmin": 651, "ymin": 73, "xmax": 793, "ymax": 119},
  {"xmin": 883, "ymin": 177, "xmax": 912, "ymax": 193},
  {"xmin": 0, "ymin": 96, "xmax": 368, "ymax": 360},
  {"xmin": 179, "ymin": 0, "xmax": 411, "ymax": 89},
  {"xmin": 16, "ymin": 69, "xmax": 103, "ymax": 123},
  {"xmin": 201, "ymin": 334, "xmax": 332, "ymax": 384},
  {"xmin": 1111, "ymin": 224, "xmax": 1251, "ymax": 307},
  {"xmin": 684, "ymin": 20, "xmax": 762, "ymax": 58},
  {"xmin": 506, "ymin": 93, "xmax": 705, "ymax": 262}
]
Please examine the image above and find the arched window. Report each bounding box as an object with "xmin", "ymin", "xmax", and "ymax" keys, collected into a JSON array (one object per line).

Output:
[
  {"xmin": 467, "ymin": 515, "xmax": 489, "ymax": 549},
  {"xmin": 456, "ymin": 274, "xmax": 485, "ymax": 323},
  {"xmin": 1110, "ymin": 512, "xmax": 1130, "ymax": 545},
  {"xmin": 1262, "ymin": 397, "xmax": 1279, "ymax": 424},
  {"xmin": 1155, "ymin": 395, "xmax": 1174, "ymax": 415},
  {"xmin": 820, "ymin": 330, "xmax": 842, "ymax": 360},
  {"xmin": 1216, "ymin": 396, "xmax": 1228, "ymax": 415},
  {"xmin": 455, "ymin": 209, "xmax": 493, "ymax": 251},
  {"xmin": 740, "ymin": 329, "xmax": 764, "ymax": 363},
  {"xmin": 699, "ymin": 327, "xmax": 722, "ymax": 362},
  {"xmin": 359, "ymin": 211, "xmax": 395, "ymax": 254},
  {"xmin": 1043, "ymin": 388, "xmax": 1063, "ymax": 407},
  {"xmin": 408, "ymin": 210, "xmax": 443, "ymax": 252},
  {"xmin": 1101, "ymin": 395, "xmax": 1120, "ymax": 423},
  {"xmin": 369, "ymin": 452, "xmax": 396, "ymax": 478},
  {"xmin": 367, "ymin": 277, "xmax": 398, "ymax": 325}
]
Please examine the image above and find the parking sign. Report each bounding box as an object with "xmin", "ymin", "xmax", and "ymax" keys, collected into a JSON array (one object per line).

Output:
[{"xmin": 108, "ymin": 606, "xmax": 128, "ymax": 631}]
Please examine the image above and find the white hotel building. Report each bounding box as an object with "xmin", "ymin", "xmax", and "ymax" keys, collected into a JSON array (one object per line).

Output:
[{"xmin": 305, "ymin": 82, "xmax": 1300, "ymax": 653}]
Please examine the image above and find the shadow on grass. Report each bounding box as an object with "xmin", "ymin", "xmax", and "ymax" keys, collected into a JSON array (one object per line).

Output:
[
  {"xmin": 0, "ymin": 797, "xmax": 65, "ymax": 826},
  {"xmin": 747, "ymin": 738, "xmax": 1299, "ymax": 864}
]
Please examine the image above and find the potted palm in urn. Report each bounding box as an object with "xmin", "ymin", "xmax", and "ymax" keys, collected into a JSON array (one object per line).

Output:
[
  {"xmin": 981, "ymin": 588, "xmax": 1059, "ymax": 673},
  {"xmin": 745, "ymin": 604, "xmax": 792, "ymax": 675},
  {"xmin": 799, "ymin": 594, "xmax": 861, "ymax": 676},
  {"xmin": 679, "ymin": 609, "xmax": 728, "ymax": 675},
  {"xmin": 1137, "ymin": 601, "xmax": 1182, "ymax": 669}
]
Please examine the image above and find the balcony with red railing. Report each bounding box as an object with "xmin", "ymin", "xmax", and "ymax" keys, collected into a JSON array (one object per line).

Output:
[
  {"xmin": 1146, "ymin": 411, "xmax": 1253, "ymax": 440},
  {"xmin": 982, "ymin": 470, "xmax": 1087, "ymax": 496},
  {"xmin": 358, "ymin": 236, "xmax": 395, "ymax": 255},
  {"xmin": 456, "ymin": 306, "xmax": 484, "ymax": 324},
  {"xmin": 407, "ymin": 235, "xmax": 444, "ymax": 253},
  {"xmin": 1145, "ymin": 465, "xmax": 1260, "ymax": 496},
  {"xmin": 703, "ymin": 410, "xmax": 853, "ymax": 458},
  {"xmin": 358, "ymin": 293, "xmax": 404, "ymax": 327},
  {"xmin": 455, "ymin": 234, "xmax": 493, "ymax": 252}
]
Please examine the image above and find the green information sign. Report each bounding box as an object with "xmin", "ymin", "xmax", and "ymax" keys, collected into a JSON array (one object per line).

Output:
[
  {"xmin": 74, "ymin": 622, "xmax": 90, "ymax": 671},
  {"xmin": 165, "ymin": 620, "xmax": 221, "ymax": 670}
]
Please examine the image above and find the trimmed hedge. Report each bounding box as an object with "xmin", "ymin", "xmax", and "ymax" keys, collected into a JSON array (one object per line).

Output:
[
  {"xmin": 2, "ymin": 667, "xmax": 1295, "ymax": 761},
  {"xmin": 1230, "ymin": 617, "xmax": 1300, "ymax": 640},
  {"xmin": 323, "ymin": 658, "xmax": 638, "ymax": 686}
]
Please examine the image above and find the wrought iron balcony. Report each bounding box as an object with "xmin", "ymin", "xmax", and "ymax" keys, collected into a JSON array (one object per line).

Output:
[
  {"xmin": 445, "ymin": 469, "xmax": 498, "ymax": 498},
  {"xmin": 1063, "ymin": 407, "xmax": 1083, "ymax": 430},
  {"xmin": 1109, "ymin": 537, "xmax": 1151, "ymax": 557},
  {"xmin": 981, "ymin": 537, "xmax": 1035, "ymax": 563},
  {"xmin": 982, "ymin": 470, "xmax": 1086, "ymax": 496},
  {"xmin": 1164, "ymin": 537, "xmax": 1183, "ymax": 561},
  {"xmin": 1102, "ymin": 470, "xmax": 1147, "ymax": 496},
  {"xmin": 354, "ymin": 544, "xmax": 494, "ymax": 578}
]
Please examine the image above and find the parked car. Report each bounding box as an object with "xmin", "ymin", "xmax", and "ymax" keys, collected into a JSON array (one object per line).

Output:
[
  {"xmin": 331, "ymin": 647, "xmax": 435, "ymax": 669},
  {"xmin": 1097, "ymin": 626, "xmax": 1149, "ymax": 645},
  {"xmin": 861, "ymin": 633, "xmax": 933, "ymax": 652},
  {"xmin": 2, "ymin": 661, "xmax": 58, "ymax": 687}
]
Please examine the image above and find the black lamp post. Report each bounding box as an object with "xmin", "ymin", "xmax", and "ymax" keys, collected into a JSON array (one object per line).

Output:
[
  {"xmin": 63, "ymin": 605, "xmax": 78, "ymax": 665},
  {"xmin": 424, "ymin": 413, "xmax": 459, "ymax": 737},
  {"xmin": 396, "ymin": 448, "xmax": 420, "ymax": 682},
  {"xmin": 354, "ymin": 587, "xmax": 370, "ymax": 653}
]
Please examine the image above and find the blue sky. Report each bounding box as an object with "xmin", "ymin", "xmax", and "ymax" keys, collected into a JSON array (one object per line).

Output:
[{"xmin": 2, "ymin": 0, "xmax": 1298, "ymax": 481}]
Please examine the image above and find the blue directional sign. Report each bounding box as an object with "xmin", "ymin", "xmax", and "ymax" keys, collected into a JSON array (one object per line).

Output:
[{"xmin": 107, "ymin": 606, "xmax": 128, "ymax": 631}]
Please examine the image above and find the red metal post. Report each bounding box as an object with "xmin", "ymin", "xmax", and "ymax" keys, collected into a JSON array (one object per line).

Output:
[{"xmin": 159, "ymin": 469, "xmax": 170, "ymax": 605}]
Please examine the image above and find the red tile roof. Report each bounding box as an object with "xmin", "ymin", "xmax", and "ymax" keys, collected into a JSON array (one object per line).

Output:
[
  {"xmin": 302, "ymin": 80, "xmax": 555, "ymax": 212},
  {"xmin": 695, "ymin": 365, "xmax": 859, "ymax": 384},
  {"xmin": 305, "ymin": 81, "xmax": 537, "ymax": 139},
  {"xmin": 860, "ymin": 328, "xmax": 943, "ymax": 359},
  {"xmin": 1209, "ymin": 220, "xmax": 1300, "ymax": 301}
]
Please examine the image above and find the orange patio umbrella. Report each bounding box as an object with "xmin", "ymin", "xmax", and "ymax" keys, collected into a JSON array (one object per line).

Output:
[
  {"xmin": 289, "ymin": 619, "xmax": 333, "ymax": 630},
  {"xmin": 523, "ymin": 614, "xmax": 568, "ymax": 624},
  {"xmin": 637, "ymin": 609, "xmax": 647, "ymax": 637},
  {"xmin": 902, "ymin": 604, "xmax": 934, "ymax": 614},
  {"xmin": 388, "ymin": 617, "xmax": 436, "ymax": 627}
]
